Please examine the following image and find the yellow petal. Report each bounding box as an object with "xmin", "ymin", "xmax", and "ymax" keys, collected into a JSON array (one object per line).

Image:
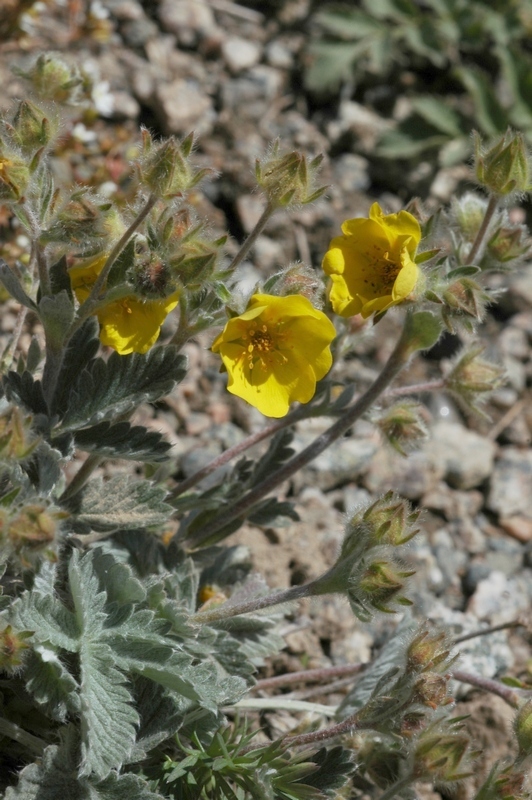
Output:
[
  {"xmin": 98, "ymin": 293, "xmax": 179, "ymax": 355},
  {"xmin": 392, "ymin": 255, "xmax": 419, "ymax": 301}
]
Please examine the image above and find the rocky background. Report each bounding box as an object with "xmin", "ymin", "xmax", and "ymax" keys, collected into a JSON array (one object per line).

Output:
[{"xmin": 1, "ymin": 1, "xmax": 532, "ymax": 794}]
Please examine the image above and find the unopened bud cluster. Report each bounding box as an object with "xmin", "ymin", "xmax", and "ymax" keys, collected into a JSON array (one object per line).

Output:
[
  {"xmin": 255, "ymin": 141, "xmax": 327, "ymax": 207},
  {"xmin": 314, "ymin": 492, "xmax": 420, "ymax": 620},
  {"xmin": 377, "ymin": 401, "xmax": 428, "ymax": 456},
  {"xmin": 444, "ymin": 345, "xmax": 506, "ymax": 417},
  {"xmin": 474, "ymin": 129, "xmax": 531, "ymax": 197},
  {"xmin": 137, "ymin": 130, "xmax": 211, "ymax": 200}
]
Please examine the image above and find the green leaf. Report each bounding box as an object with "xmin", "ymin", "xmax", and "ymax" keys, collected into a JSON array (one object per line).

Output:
[
  {"xmin": 107, "ymin": 239, "xmax": 135, "ymax": 288},
  {"xmin": 376, "ymin": 122, "xmax": 449, "ymax": 159},
  {"xmin": 3, "ymin": 371, "xmax": 48, "ymax": 415},
  {"xmin": 24, "ymin": 442, "xmax": 62, "ymax": 495},
  {"xmin": 247, "ymin": 498, "xmax": 299, "ymax": 527},
  {"xmin": 69, "ymin": 474, "xmax": 172, "ymax": 531},
  {"xmin": 0, "ymin": 259, "xmax": 37, "ymax": 310},
  {"xmin": 51, "ymin": 316, "xmax": 100, "ymax": 417},
  {"xmin": 38, "ymin": 291, "xmax": 75, "ymax": 349},
  {"xmin": 401, "ymin": 311, "xmax": 443, "ymax": 354},
  {"xmin": 59, "ymin": 346, "xmax": 187, "ymax": 430},
  {"xmin": 94, "ymin": 773, "xmax": 166, "ymax": 800},
  {"xmin": 71, "ymin": 421, "xmax": 172, "ymax": 462},
  {"xmin": 456, "ymin": 66, "xmax": 509, "ymax": 136},
  {"xmin": 447, "ymin": 265, "xmax": 481, "ymax": 279},
  {"xmin": 11, "ymin": 591, "xmax": 79, "ymax": 652},
  {"xmin": 410, "ymin": 96, "xmax": 463, "ymax": 137},
  {"xmin": 78, "ymin": 641, "xmax": 138, "ymax": 778},
  {"xmin": 49, "ymin": 256, "xmax": 73, "ymax": 298},
  {"xmin": 305, "ymin": 41, "xmax": 369, "ymax": 92},
  {"xmin": 24, "ymin": 647, "xmax": 80, "ymax": 721},
  {"xmin": 497, "ymin": 46, "xmax": 532, "ymax": 132},
  {"xmin": 251, "ymin": 429, "xmax": 295, "ymax": 487}
]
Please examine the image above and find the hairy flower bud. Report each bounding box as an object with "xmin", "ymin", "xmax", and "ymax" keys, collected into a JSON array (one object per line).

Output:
[
  {"xmin": 0, "ymin": 152, "xmax": 30, "ymax": 202},
  {"xmin": 138, "ymin": 130, "xmax": 210, "ymax": 199},
  {"xmin": 412, "ymin": 673, "xmax": 450, "ymax": 709},
  {"xmin": 442, "ymin": 277, "xmax": 489, "ymax": 320},
  {"xmin": 515, "ymin": 700, "xmax": 532, "ymax": 757},
  {"xmin": 452, "ymin": 193, "xmax": 491, "ymax": 242},
  {"xmin": 0, "ymin": 625, "xmax": 32, "ymax": 671},
  {"xmin": 15, "ymin": 53, "xmax": 83, "ymax": 104},
  {"xmin": 256, "ymin": 141, "xmax": 326, "ymax": 207},
  {"xmin": 363, "ymin": 491, "xmax": 420, "ymax": 547},
  {"xmin": 414, "ymin": 722, "xmax": 472, "ymax": 783},
  {"xmin": 445, "ymin": 345, "xmax": 505, "ymax": 417},
  {"xmin": 0, "ymin": 407, "xmax": 38, "ymax": 460},
  {"xmin": 356, "ymin": 558, "xmax": 415, "ymax": 614},
  {"xmin": 9, "ymin": 100, "xmax": 54, "ymax": 153},
  {"xmin": 377, "ymin": 401, "xmax": 428, "ymax": 456},
  {"xmin": 406, "ymin": 628, "xmax": 454, "ymax": 674},
  {"xmin": 485, "ymin": 224, "xmax": 530, "ymax": 265},
  {"xmin": 474, "ymin": 129, "xmax": 531, "ymax": 196}
]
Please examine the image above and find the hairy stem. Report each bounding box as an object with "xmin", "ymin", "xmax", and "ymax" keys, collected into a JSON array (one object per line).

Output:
[
  {"xmin": 453, "ymin": 619, "xmax": 523, "ymax": 644},
  {"xmin": 187, "ymin": 323, "xmax": 414, "ymax": 548},
  {"xmin": 230, "ymin": 698, "xmax": 337, "ymax": 717},
  {"xmin": 170, "ymin": 405, "xmax": 308, "ymax": 499},
  {"xmin": 281, "ymin": 710, "xmax": 360, "ymax": 748},
  {"xmin": 0, "ymin": 305, "xmax": 28, "ymax": 369},
  {"xmin": 0, "ymin": 717, "xmax": 46, "ymax": 756},
  {"xmin": 388, "ymin": 379, "xmax": 445, "ymax": 397},
  {"xmin": 466, "ymin": 194, "xmax": 499, "ymax": 265},
  {"xmin": 378, "ymin": 776, "xmax": 414, "ymax": 800},
  {"xmin": 452, "ymin": 669, "xmax": 520, "ymax": 708},
  {"xmin": 227, "ymin": 200, "xmax": 276, "ymax": 273},
  {"xmin": 191, "ymin": 581, "xmax": 313, "ymax": 625},
  {"xmin": 71, "ymin": 192, "xmax": 158, "ymax": 331},
  {"xmin": 59, "ymin": 454, "xmax": 103, "ymax": 504},
  {"xmin": 251, "ymin": 663, "xmax": 364, "ymax": 693}
]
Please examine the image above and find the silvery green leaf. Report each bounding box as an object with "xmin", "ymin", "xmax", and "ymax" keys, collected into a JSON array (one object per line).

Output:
[
  {"xmin": 71, "ymin": 421, "xmax": 171, "ymax": 462},
  {"xmin": 59, "ymin": 347, "xmax": 187, "ymax": 430},
  {"xmin": 70, "ymin": 475, "xmax": 172, "ymax": 531},
  {"xmin": 25, "ymin": 647, "xmax": 80, "ymax": 720},
  {"xmin": 38, "ymin": 291, "xmax": 75, "ymax": 348},
  {"xmin": 0, "ymin": 260, "xmax": 37, "ymax": 310}
]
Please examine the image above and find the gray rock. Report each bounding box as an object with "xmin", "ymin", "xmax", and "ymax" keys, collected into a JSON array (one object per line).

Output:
[
  {"xmin": 332, "ymin": 153, "xmax": 370, "ymax": 193},
  {"xmin": 467, "ymin": 569, "xmax": 532, "ymax": 621},
  {"xmin": 462, "ymin": 562, "xmax": 491, "ymax": 595},
  {"xmin": 508, "ymin": 264, "xmax": 532, "ymax": 312},
  {"xmin": 265, "ymin": 40, "xmax": 294, "ymax": 69},
  {"xmin": 429, "ymin": 421, "xmax": 496, "ymax": 490},
  {"xmin": 485, "ymin": 535, "xmax": 523, "ymax": 577},
  {"xmin": 154, "ymin": 79, "xmax": 215, "ymax": 135},
  {"xmin": 498, "ymin": 325, "xmax": 530, "ymax": 360},
  {"xmin": 221, "ymin": 66, "xmax": 283, "ymax": 116},
  {"xmin": 364, "ymin": 447, "xmax": 445, "ymax": 500},
  {"xmin": 298, "ymin": 437, "xmax": 378, "ymax": 492},
  {"xmin": 158, "ymin": 0, "xmax": 216, "ymax": 44},
  {"xmin": 487, "ymin": 447, "xmax": 532, "ymax": 517},
  {"xmin": 222, "ymin": 36, "xmax": 262, "ymax": 73}
]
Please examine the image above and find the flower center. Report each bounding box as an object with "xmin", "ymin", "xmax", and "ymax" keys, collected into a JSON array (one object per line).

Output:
[{"xmin": 241, "ymin": 322, "xmax": 289, "ymax": 371}]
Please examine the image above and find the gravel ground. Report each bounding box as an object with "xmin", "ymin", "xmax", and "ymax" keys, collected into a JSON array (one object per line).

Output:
[{"xmin": 1, "ymin": 1, "xmax": 532, "ymax": 793}]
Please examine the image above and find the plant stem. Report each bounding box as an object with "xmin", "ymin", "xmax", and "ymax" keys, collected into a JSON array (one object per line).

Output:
[
  {"xmin": 70, "ymin": 192, "xmax": 158, "ymax": 332},
  {"xmin": 451, "ymin": 669, "xmax": 520, "ymax": 708},
  {"xmin": 186, "ymin": 323, "xmax": 413, "ymax": 548},
  {"xmin": 0, "ymin": 304, "xmax": 28, "ymax": 370},
  {"xmin": 378, "ymin": 776, "xmax": 413, "ymax": 800},
  {"xmin": 453, "ymin": 619, "xmax": 523, "ymax": 645},
  {"xmin": 466, "ymin": 194, "xmax": 498, "ymax": 265},
  {"xmin": 59, "ymin": 454, "xmax": 103, "ymax": 504},
  {"xmin": 290, "ymin": 675, "xmax": 361, "ymax": 701},
  {"xmin": 388, "ymin": 379, "xmax": 445, "ymax": 397},
  {"xmin": 170, "ymin": 405, "xmax": 308, "ymax": 499},
  {"xmin": 281, "ymin": 710, "xmax": 360, "ymax": 748},
  {"xmin": 227, "ymin": 200, "xmax": 276, "ymax": 272},
  {"xmin": 230, "ymin": 698, "xmax": 337, "ymax": 717},
  {"xmin": 0, "ymin": 717, "xmax": 46, "ymax": 756},
  {"xmin": 191, "ymin": 581, "xmax": 312, "ymax": 625},
  {"xmin": 251, "ymin": 663, "xmax": 364, "ymax": 693}
]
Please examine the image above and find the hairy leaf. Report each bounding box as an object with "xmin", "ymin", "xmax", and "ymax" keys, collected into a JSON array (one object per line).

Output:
[
  {"xmin": 3, "ymin": 371, "xmax": 48, "ymax": 416},
  {"xmin": 0, "ymin": 260, "xmax": 37, "ymax": 310},
  {"xmin": 51, "ymin": 317, "xmax": 100, "ymax": 417},
  {"xmin": 60, "ymin": 347, "xmax": 187, "ymax": 430},
  {"xmin": 70, "ymin": 475, "xmax": 172, "ymax": 531},
  {"xmin": 12, "ymin": 592, "xmax": 79, "ymax": 652},
  {"xmin": 25, "ymin": 648, "xmax": 80, "ymax": 721},
  {"xmin": 72, "ymin": 421, "xmax": 172, "ymax": 462},
  {"xmin": 38, "ymin": 291, "xmax": 75, "ymax": 349}
]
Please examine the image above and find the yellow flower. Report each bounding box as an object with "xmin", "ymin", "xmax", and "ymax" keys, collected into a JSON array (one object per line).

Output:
[
  {"xmin": 69, "ymin": 255, "xmax": 179, "ymax": 355},
  {"xmin": 322, "ymin": 202, "xmax": 421, "ymax": 318},
  {"xmin": 211, "ymin": 294, "xmax": 336, "ymax": 418}
]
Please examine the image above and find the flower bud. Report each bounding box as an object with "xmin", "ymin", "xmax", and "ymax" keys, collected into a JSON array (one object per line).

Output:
[
  {"xmin": 414, "ymin": 724, "xmax": 472, "ymax": 782},
  {"xmin": 485, "ymin": 224, "xmax": 530, "ymax": 265},
  {"xmin": 15, "ymin": 53, "xmax": 83, "ymax": 104},
  {"xmin": 356, "ymin": 558, "xmax": 415, "ymax": 614},
  {"xmin": 474, "ymin": 129, "xmax": 531, "ymax": 196},
  {"xmin": 0, "ymin": 407, "xmax": 38, "ymax": 460},
  {"xmin": 138, "ymin": 130, "xmax": 210, "ymax": 199},
  {"xmin": 0, "ymin": 152, "xmax": 30, "ymax": 202},
  {"xmin": 358, "ymin": 737, "xmax": 402, "ymax": 788},
  {"xmin": 442, "ymin": 277, "xmax": 489, "ymax": 320},
  {"xmin": 42, "ymin": 194, "xmax": 119, "ymax": 249},
  {"xmin": 7, "ymin": 504, "xmax": 60, "ymax": 553},
  {"xmin": 406, "ymin": 628, "xmax": 454, "ymax": 674},
  {"xmin": 265, "ymin": 262, "xmax": 325, "ymax": 306},
  {"xmin": 452, "ymin": 193, "xmax": 490, "ymax": 241},
  {"xmin": 362, "ymin": 492, "xmax": 420, "ymax": 547},
  {"xmin": 0, "ymin": 625, "xmax": 32, "ymax": 671},
  {"xmin": 515, "ymin": 700, "xmax": 532, "ymax": 757},
  {"xmin": 445, "ymin": 345, "xmax": 505, "ymax": 417},
  {"xmin": 9, "ymin": 100, "xmax": 54, "ymax": 153},
  {"xmin": 377, "ymin": 401, "xmax": 428, "ymax": 457},
  {"xmin": 412, "ymin": 673, "xmax": 450, "ymax": 709},
  {"xmin": 256, "ymin": 142, "xmax": 326, "ymax": 207}
]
